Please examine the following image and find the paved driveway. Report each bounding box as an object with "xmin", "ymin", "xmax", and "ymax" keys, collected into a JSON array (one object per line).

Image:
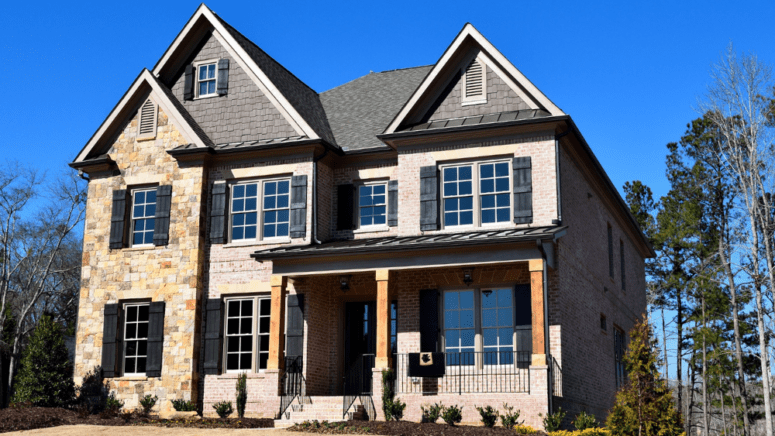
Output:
[{"xmin": 5, "ymin": 425, "xmax": 296, "ymax": 435}]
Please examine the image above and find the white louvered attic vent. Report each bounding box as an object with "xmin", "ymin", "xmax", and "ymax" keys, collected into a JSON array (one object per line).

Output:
[
  {"xmin": 137, "ymin": 99, "xmax": 157, "ymax": 140},
  {"xmin": 462, "ymin": 59, "xmax": 486, "ymax": 105}
]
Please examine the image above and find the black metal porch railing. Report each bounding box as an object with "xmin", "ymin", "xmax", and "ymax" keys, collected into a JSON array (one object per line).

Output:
[
  {"xmin": 343, "ymin": 354, "xmax": 375, "ymax": 420},
  {"xmin": 551, "ymin": 355, "xmax": 562, "ymax": 397},
  {"xmin": 278, "ymin": 356, "xmax": 305, "ymax": 419},
  {"xmin": 393, "ymin": 351, "xmax": 531, "ymax": 394}
]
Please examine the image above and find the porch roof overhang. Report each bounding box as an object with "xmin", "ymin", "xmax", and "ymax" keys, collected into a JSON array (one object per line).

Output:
[{"xmin": 251, "ymin": 226, "xmax": 566, "ymax": 276}]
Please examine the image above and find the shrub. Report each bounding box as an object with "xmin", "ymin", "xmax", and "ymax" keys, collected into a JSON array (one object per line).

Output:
[
  {"xmin": 475, "ymin": 405, "xmax": 499, "ymax": 428},
  {"xmin": 441, "ymin": 404, "xmax": 463, "ymax": 426},
  {"xmin": 515, "ymin": 424, "xmax": 542, "ymax": 434},
  {"xmin": 573, "ymin": 411, "xmax": 598, "ymax": 430},
  {"xmin": 171, "ymin": 398, "xmax": 197, "ymax": 412},
  {"xmin": 77, "ymin": 366, "xmax": 108, "ymax": 412},
  {"xmin": 213, "ymin": 400, "xmax": 233, "ymax": 418},
  {"xmin": 606, "ymin": 318, "xmax": 683, "ymax": 436},
  {"xmin": 236, "ymin": 372, "xmax": 248, "ymax": 418},
  {"xmin": 540, "ymin": 407, "xmax": 566, "ymax": 432},
  {"xmin": 381, "ymin": 369, "xmax": 405, "ymax": 421},
  {"xmin": 139, "ymin": 394, "xmax": 157, "ymax": 416},
  {"xmin": 100, "ymin": 393, "xmax": 124, "ymax": 418},
  {"xmin": 11, "ymin": 315, "xmax": 75, "ymax": 407},
  {"xmin": 421, "ymin": 402, "xmax": 443, "ymax": 423},
  {"xmin": 500, "ymin": 403, "xmax": 523, "ymax": 429}
]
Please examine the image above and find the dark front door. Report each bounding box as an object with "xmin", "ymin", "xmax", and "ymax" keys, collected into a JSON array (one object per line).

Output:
[{"xmin": 344, "ymin": 301, "xmax": 376, "ymax": 394}]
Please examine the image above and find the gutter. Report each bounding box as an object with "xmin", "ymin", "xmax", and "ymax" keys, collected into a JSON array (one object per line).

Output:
[{"xmin": 553, "ymin": 126, "xmax": 571, "ymax": 226}]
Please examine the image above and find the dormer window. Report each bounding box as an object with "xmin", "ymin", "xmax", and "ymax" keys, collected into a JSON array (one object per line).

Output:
[
  {"xmin": 462, "ymin": 58, "xmax": 486, "ymax": 105},
  {"xmin": 196, "ymin": 61, "xmax": 218, "ymax": 98}
]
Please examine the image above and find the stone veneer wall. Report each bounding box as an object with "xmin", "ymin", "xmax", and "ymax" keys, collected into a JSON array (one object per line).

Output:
[{"xmin": 74, "ymin": 101, "xmax": 207, "ymax": 413}]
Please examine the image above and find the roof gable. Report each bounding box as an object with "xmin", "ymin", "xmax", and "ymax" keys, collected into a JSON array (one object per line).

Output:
[{"xmin": 384, "ymin": 24, "xmax": 564, "ymax": 135}]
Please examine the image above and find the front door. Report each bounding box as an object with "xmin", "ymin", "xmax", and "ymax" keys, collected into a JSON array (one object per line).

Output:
[{"xmin": 344, "ymin": 301, "xmax": 376, "ymax": 393}]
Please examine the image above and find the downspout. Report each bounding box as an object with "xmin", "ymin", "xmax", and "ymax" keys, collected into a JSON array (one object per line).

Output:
[
  {"xmin": 537, "ymin": 240, "xmax": 552, "ymax": 412},
  {"xmin": 553, "ymin": 127, "xmax": 570, "ymax": 226},
  {"xmin": 312, "ymin": 148, "xmax": 329, "ymax": 245}
]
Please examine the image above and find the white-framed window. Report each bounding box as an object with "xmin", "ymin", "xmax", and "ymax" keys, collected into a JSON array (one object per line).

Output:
[
  {"xmin": 123, "ymin": 302, "xmax": 149, "ymax": 376},
  {"xmin": 229, "ymin": 178, "xmax": 291, "ymax": 242},
  {"xmin": 196, "ymin": 61, "xmax": 218, "ymax": 98},
  {"xmin": 441, "ymin": 160, "xmax": 511, "ymax": 229},
  {"xmin": 442, "ymin": 286, "xmax": 524, "ymax": 366},
  {"xmin": 224, "ymin": 296, "xmax": 271, "ymax": 372},
  {"xmin": 358, "ymin": 182, "xmax": 387, "ymax": 228},
  {"xmin": 131, "ymin": 188, "xmax": 156, "ymax": 247}
]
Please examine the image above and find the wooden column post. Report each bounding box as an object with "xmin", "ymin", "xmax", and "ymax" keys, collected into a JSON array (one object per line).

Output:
[
  {"xmin": 267, "ymin": 275, "xmax": 287, "ymax": 370},
  {"xmin": 375, "ymin": 269, "xmax": 391, "ymax": 369},
  {"xmin": 529, "ymin": 259, "xmax": 546, "ymax": 366}
]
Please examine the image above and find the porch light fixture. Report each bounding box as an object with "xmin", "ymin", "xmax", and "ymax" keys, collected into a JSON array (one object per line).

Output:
[
  {"xmin": 339, "ymin": 275, "xmax": 351, "ymax": 291},
  {"xmin": 462, "ymin": 268, "xmax": 474, "ymax": 286}
]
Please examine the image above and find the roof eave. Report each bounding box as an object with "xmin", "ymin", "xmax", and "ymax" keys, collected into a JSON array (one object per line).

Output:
[{"xmin": 377, "ymin": 115, "xmax": 569, "ymax": 141}]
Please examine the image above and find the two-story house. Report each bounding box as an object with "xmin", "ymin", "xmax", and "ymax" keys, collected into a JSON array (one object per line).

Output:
[{"xmin": 70, "ymin": 5, "xmax": 652, "ymax": 426}]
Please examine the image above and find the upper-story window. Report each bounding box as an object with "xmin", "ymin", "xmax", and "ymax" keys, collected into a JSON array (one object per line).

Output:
[
  {"xmin": 196, "ymin": 62, "xmax": 217, "ymax": 98},
  {"xmin": 230, "ymin": 178, "xmax": 290, "ymax": 242},
  {"xmin": 131, "ymin": 188, "xmax": 156, "ymax": 247},
  {"xmin": 442, "ymin": 160, "xmax": 511, "ymax": 228},
  {"xmin": 358, "ymin": 183, "xmax": 387, "ymax": 228}
]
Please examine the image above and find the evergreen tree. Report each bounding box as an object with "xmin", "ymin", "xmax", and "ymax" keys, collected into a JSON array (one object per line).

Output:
[
  {"xmin": 607, "ymin": 317, "xmax": 683, "ymax": 436},
  {"xmin": 11, "ymin": 315, "xmax": 75, "ymax": 407}
]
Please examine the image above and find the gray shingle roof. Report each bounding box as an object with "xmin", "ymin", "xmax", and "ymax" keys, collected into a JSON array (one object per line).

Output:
[
  {"xmin": 320, "ymin": 66, "xmax": 432, "ymax": 151},
  {"xmin": 213, "ymin": 13, "xmax": 337, "ymax": 146},
  {"xmin": 402, "ymin": 109, "xmax": 552, "ymax": 132}
]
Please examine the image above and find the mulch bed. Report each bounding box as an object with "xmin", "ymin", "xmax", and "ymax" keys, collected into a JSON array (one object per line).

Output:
[
  {"xmin": 0, "ymin": 406, "xmax": 274, "ymax": 433},
  {"xmin": 288, "ymin": 420, "xmax": 541, "ymax": 435}
]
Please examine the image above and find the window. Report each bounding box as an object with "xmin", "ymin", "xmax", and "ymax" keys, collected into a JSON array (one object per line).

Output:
[
  {"xmin": 444, "ymin": 290, "xmax": 475, "ymax": 365},
  {"xmin": 482, "ymin": 288, "xmax": 514, "ymax": 365},
  {"xmin": 131, "ymin": 188, "xmax": 156, "ymax": 246},
  {"xmin": 224, "ymin": 296, "xmax": 271, "ymax": 372},
  {"xmin": 390, "ymin": 301, "xmax": 398, "ymax": 356},
  {"xmin": 442, "ymin": 161, "xmax": 511, "ymax": 228},
  {"xmin": 620, "ymin": 240, "xmax": 626, "ymax": 291},
  {"xmin": 614, "ymin": 326, "xmax": 626, "ymax": 388},
  {"xmin": 462, "ymin": 59, "xmax": 486, "ymax": 105},
  {"xmin": 358, "ymin": 183, "xmax": 387, "ymax": 227},
  {"xmin": 607, "ymin": 224, "xmax": 614, "ymax": 278},
  {"xmin": 230, "ymin": 178, "xmax": 290, "ymax": 242},
  {"xmin": 196, "ymin": 62, "xmax": 217, "ymax": 97},
  {"xmin": 123, "ymin": 303, "xmax": 149, "ymax": 375}
]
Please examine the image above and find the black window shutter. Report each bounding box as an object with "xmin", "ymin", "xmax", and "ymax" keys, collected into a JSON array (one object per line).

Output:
[
  {"xmin": 153, "ymin": 185, "xmax": 172, "ymax": 246},
  {"xmin": 337, "ymin": 184, "xmax": 355, "ymax": 230},
  {"xmin": 146, "ymin": 302, "xmax": 165, "ymax": 377},
  {"xmin": 101, "ymin": 304, "xmax": 120, "ymax": 378},
  {"xmin": 514, "ymin": 284, "xmax": 531, "ymax": 326},
  {"xmin": 388, "ymin": 180, "xmax": 398, "ymax": 227},
  {"xmin": 209, "ymin": 183, "xmax": 227, "ymax": 244},
  {"xmin": 109, "ymin": 190, "xmax": 128, "ymax": 249},
  {"xmin": 420, "ymin": 166, "xmax": 439, "ymax": 231},
  {"xmin": 290, "ymin": 175, "xmax": 307, "ymax": 238},
  {"xmin": 419, "ymin": 289, "xmax": 439, "ymax": 352},
  {"xmin": 512, "ymin": 157, "xmax": 533, "ymax": 224},
  {"xmin": 203, "ymin": 299, "xmax": 224, "ymax": 375},
  {"xmin": 184, "ymin": 65, "xmax": 194, "ymax": 101},
  {"xmin": 217, "ymin": 59, "xmax": 229, "ymax": 96},
  {"xmin": 286, "ymin": 295, "xmax": 304, "ymax": 364}
]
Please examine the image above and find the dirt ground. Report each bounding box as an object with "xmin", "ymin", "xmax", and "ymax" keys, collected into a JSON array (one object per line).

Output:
[{"xmin": 4, "ymin": 425, "xmax": 296, "ymax": 435}]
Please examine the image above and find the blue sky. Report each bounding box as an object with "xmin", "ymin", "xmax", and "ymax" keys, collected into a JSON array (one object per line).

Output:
[{"xmin": 2, "ymin": 0, "xmax": 774, "ymax": 202}]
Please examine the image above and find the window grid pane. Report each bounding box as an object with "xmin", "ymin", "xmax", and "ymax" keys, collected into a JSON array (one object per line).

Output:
[
  {"xmin": 124, "ymin": 304, "xmax": 149, "ymax": 375},
  {"xmin": 481, "ymin": 288, "xmax": 514, "ymax": 365},
  {"xmin": 132, "ymin": 189, "xmax": 156, "ymax": 246},
  {"xmin": 231, "ymin": 183, "xmax": 258, "ymax": 241},
  {"xmin": 256, "ymin": 298, "xmax": 271, "ymax": 370},
  {"xmin": 225, "ymin": 299, "xmax": 254, "ymax": 372},
  {"xmin": 443, "ymin": 165, "xmax": 474, "ymax": 227},
  {"xmin": 480, "ymin": 162, "xmax": 511, "ymax": 224},
  {"xmin": 197, "ymin": 64, "xmax": 217, "ymax": 96},
  {"xmin": 359, "ymin": 184, "xmax": 387, "ymax": 227},
  {"xmin": 263, "ymin": 180, "xmax": 290, "ymax": 238},
  {"xmin": 444, "ymin": 290, "xmax": 475, "ymax": 366}
]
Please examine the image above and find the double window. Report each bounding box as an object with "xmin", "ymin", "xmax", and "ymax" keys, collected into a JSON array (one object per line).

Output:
[
  {"xmin": 358, "ymin": 183, "xmax": 387, "ymax": 228},
  {"xmin": 196, "ymin": 62, "xmax": 217, "ymax": 98},
  {"xmin": 123, "ymin": 303, "xmax": 149, "ymax": 376},
  {"xmin": 224, "ymin": 296, "xmax": 271, "ymax": 372},
  {"xmin": 441, "ymin": 160, "xmax": 511, "ymax": 228},
  {"xmin": 230, "ymin": 178, "xmax": 291, "ymax": 242},
  {"xmin": 131, "ymin": 188, "xmax": 156, "ymax": 246}
]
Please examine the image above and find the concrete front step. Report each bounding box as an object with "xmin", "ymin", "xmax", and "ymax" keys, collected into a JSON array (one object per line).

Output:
[{"xmin": 276, "ymin": 396, "xmax": 368, "ymax": 423}]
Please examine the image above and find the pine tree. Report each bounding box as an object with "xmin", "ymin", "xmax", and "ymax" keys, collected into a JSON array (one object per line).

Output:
[
  {"xmin": 11, "ymin": 315, "xmax": 75, "ymax": 407},
  {"xmin": 607, "ymin": 317, "xmax": 683, "ymax": 436}
]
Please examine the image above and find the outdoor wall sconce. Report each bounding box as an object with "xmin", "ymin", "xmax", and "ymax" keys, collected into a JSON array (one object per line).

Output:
[
  {"xmin": 462, "ymin": 268, "xmax": 474, "ymax": 286},
  {"xmin": 339, "ymin": 275, "xmax": 351, "ymax": 291}
]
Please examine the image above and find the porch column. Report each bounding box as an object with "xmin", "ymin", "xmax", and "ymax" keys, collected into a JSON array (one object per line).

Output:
[
  {"xmin": 267, "ymin": 275, "xmax": 288, "ymax": 370},
  {"xmin": 529, "ymin": 259, "xmax": 546, "ymax": 366},
  {"xmin": 375, "ymin": 269, "xmax": 391, "ymax": 369}
]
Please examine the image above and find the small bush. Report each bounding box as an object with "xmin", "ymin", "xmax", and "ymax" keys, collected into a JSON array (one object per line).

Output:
[
  {"xmin": 573, "ymin": 411, "xmax": 598, "ymax": 430},
  {"xmin": 171, "ymin": 399, "xmax": 197, "ymax": 411},
  {"xmin": 500, "ymin": 403, "xmax": 524, "ymax": 429},
  {"xmin": 100, "ymin": 393, "xmax": 124, "ymax": 418},
  {"xmin": 476, "ymin": 405, "xmax": 499, "ymax": 428},
  {"xmin": 381, "ymin": 369, "xmax": 405, "ymax": 421},
  {"xmin": 236, "ymin": 372, "xmax": 248, "ymax": 418},
  {"xmin": 540, "ymin": 407, "xmax": 566, "ymax": 432},
  {"xmin": 515, "ymin": 424, "xmax": 542, "ymax": 434},
  {"xmin": 212, "ymin": 400, "xmax": 233, "ymax": 418},
  {"xmin": 139, "ymin": 394, "xmax": 158, "ymax": 415},
  {"xmin": 421, "ymin": 402, "xmax": 443, "ymax": 423},
  {"xmin": 441, "ymin": 404, "xmax": 463, "ymax": 426}
]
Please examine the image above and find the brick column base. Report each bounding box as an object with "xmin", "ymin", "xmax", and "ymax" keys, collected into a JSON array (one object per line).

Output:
[{"xmin": 371, "ymin": 367, "xmax": 386, "ymax": 421}]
